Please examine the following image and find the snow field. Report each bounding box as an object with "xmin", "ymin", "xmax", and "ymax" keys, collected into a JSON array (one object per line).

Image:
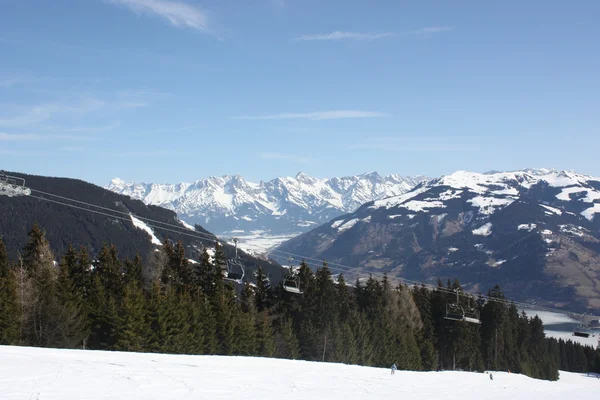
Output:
[{"xmin": 0, "ymin": 346, "xmax": 597, "ymax": 400}]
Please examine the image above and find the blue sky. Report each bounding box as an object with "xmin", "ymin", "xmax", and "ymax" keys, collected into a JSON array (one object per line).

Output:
[{"xmin": 1, "ymin": 0, "xmax": 599, "ymax": 185}]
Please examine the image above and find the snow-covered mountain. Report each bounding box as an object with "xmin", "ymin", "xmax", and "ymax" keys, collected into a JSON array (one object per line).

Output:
[
  {"xmin": 277, "ymin": 169, "xmax": 600, "ymax": 312},
  {"xmin": 107, "ymin": 172, "xmax": 429, "ymax": 244}
]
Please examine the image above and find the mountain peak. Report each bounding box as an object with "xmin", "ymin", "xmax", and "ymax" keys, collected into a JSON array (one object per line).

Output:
[{"xmin": 107, "ymin": 172, "xmax": 430, "ymax": 238}]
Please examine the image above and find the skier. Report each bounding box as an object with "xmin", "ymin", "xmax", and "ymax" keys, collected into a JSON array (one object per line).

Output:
[
  {"xmin": 391, "ymin": 364, "xmax": 397, "ymax": 375},
  {"xmin": 490, "ymin": 373, "xmax": 493, "ymax": 381}
]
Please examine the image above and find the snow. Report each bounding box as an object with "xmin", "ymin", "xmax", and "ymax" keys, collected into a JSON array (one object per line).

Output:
[
  {"xmin": 559, "ymin": 225, "xmax": 585, "ymax": 237},
  {"xmin": 518, "ymin": 224, "xmax": 537, "ymax": 231},
  {"xmin": 109, "ymin": 173, "xmax": 428, "ymax": 239},
  {"xmin": 370, "ymin": 186, "xmax": 430, "ymax": 209},
  {"xmin": 541, "ymin": 230, "xmax": 553, "ymax": 235},
  {"xmin": 338, "ymin": 218, "xmax": 360, "ymax": 232},
  {"xmin": 556, "ymin": 187, "xmax": 588, "ymax": 201},
  {"xmin": 472, "ymin": 223, "xmax": 493, "ymax": 236},
  {"xmin": 177, "ymin": 219, "xmax": 195, "ymax": 230},
  {"xmin": 468, "ymin": 196, "xmax": 515, "ymax": 215},
  {"xmin": 448, "ymin": 247, "xmax": 459, "ymax": 252},
  {"xmin": 387, "ymin": 214, "xmax": 403, "ymax": 219},
  {"xmin": 581, "ymin": 204, "xmax": 600, "ymax": 221},
  {"xmin": 331, "ymin": 220, "xmax": 345, "ymax": 228},
  {"xmin": 540, "ymin": 204, "xmax": 563, "ymax": 215},
  {"xmin": 400, "ymin": 200, "xmax": 445, "ymax": 212},
  {"xmin": 222, "ymin": 231, "xmax": 298, "ymax": 255},
  {"xmin": 130, "ymin": 215, "xmax": 162, "ymax": 245},
  {"xmin": 0, "ymin": 346, "xmax": 597, "ymax": 400}
]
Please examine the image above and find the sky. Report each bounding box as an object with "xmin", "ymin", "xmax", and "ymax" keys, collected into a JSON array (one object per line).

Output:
[{"xmin": 1, "ymin": 0, "xmax": 599, "ymax": 186}]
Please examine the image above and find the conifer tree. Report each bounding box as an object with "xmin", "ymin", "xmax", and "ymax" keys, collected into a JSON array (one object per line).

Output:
[
  {"xmin": 114, "ymin": 275, "xmax": 148, "ymax": 352},
  {"xmin": 54, "ymin": 256, "xmax": 88, "ymax": 348},
  {"xmin": 274, "ymin": 317, "xmax": 300, "ymax": 359},
  {"xmin": 0, "ymin": 239, "xmax": 20, "ymax": 345}
]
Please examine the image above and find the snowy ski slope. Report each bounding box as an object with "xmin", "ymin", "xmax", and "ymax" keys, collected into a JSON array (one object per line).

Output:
[{"xmin": 0, "ymin": 346, "xmax": 597, "ymax": 399}]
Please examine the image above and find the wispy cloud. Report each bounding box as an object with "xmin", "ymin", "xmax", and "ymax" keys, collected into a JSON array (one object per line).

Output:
[
  {"xmin": 232, "ymin": 110, "xmax": 388, "ymax": 120},
  {"xmin": 0, "ymin": 76, "xmax": 37, "ymax": 88},
  {"xmin": 0, "ymin": 132, "xmax": 101, "ymax": 142},
  {"xmin": 295, "ymin": 31, "xmax": 394, "ymax": 41},
  {"xmin": 0, "ymin": 99, "xmax": 105, "ymax": 128},
  {"xmin": 348, "ymin": 137, "xmax": 478, "ymax": 152},
  {"xmin": 39, "ymin": 121, "xmax": 122, "ymax": 133},
  {"xmin": 113, "ymin": 150, "xmax": 178, "ymax": 157},
  {"xmin": 296, "ymin": 27, "xmax": 452, "ymax": 42},
  {"xmin": 110, "ymin": 0, "xmax": 209, "ymax": 31},
  {"xmin": 260, "ymin": 152, "xmax": 315, "ymax": 164},
  {"xmin": 408, "ymin": 26, "xmax": 453, "ymax": 35}
]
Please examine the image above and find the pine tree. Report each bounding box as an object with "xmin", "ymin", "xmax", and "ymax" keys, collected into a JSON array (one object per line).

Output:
[
  {"xmin": 254, "ymin": 266, "xmax": 270, "ymax": 312},
  {"xmin": 20, "ymin": 225, "xmax": 64, "ymax": 347},
  {"xmin": 197, "ymin": 247, "xmax": 216, "ymax": 296},
  {"xmin": 275, "ymin": 317, "xmax": 299, "ymax": 359},
  {"xmin": 54, "ymin": 255, "xmax": 88, "ymax": 348},
  {"xmin": 94, "ymin": 244, "xmax": 123, "ymax": 298},
  {"xmin": 0, "ymin": 239, "xmax": 20, "ymax": 345},
  {"xmin": 255, "ymin": 311, "xmax": 275, "ymax": 357},
  {"xmin": 0, "ymin": 238, "xmax": 9, "ymax": 277},
  {"xmin": 114, "ymin": 277, "xmax": 148, "ymax": 352}
]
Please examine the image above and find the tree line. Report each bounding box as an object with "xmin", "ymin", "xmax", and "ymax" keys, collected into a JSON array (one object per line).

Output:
[{"xmin": 1, "ymin": 224, "xmax": 599, "ymax": 381}]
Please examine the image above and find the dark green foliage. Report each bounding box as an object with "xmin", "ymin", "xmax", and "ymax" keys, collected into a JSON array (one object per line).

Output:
[
  {"xmin": 7, "ymin": 223, "xmax": 599, "ymax": 382},
  {"xmin": 0, "ymin": 238, "xmax": 20, "ymax": 345}
]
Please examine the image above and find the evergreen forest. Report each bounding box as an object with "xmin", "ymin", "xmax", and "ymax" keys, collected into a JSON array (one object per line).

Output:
[{"xmin": 1, "ymin": 224, "xmax": 599, "ymax": 382}]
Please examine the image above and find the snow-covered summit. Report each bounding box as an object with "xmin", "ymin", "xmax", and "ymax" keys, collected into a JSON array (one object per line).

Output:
[
  {"xmin": 107, "ymin": 172, "xmax": 429, "ymax": 238},
  {"xmin": 370, "ymin": 169, "xmax": 600, "ymax": 220}
]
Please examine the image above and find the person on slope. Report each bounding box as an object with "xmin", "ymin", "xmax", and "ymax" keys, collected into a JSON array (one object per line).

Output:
[
  {"xmin": 391, "ymin": 364, "xmax": 397, "ymax": 375},
  {"xmin": 490, "ymin": 373, "xmax": 493, "ymax": 381}
]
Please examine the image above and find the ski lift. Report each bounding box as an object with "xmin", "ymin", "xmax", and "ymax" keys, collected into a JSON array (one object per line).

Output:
[
  {"xmin": 282, "ymin": 257, "xmax": 303, "ymax": 294},
  {"xmin": 445, "ymin": 303, "xmax": 466, "ymax": 322},
  {"xmin": 444, "ymin": 289, "xmax": 481, "ymax": 324},
  {"xmin": 573, "ymin": 323, "xmax": 591, "ymax": 338},
  {"xmin": 224, "ymin": 238, "xmax": 244, "ymax": 283},
  {"xmin": 0, "ymin": 171, "xmax": 31, "ymax": 197}
]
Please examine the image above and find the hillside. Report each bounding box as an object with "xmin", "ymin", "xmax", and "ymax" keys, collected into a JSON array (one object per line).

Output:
[
  {"xmin": 107, "ymin": 172, "xmax": 428, "ymax": 250},
  {"xmin": 0, "ymin": 346, "xmax": 595, "ymax": 399},
  {"xmin": 0, "ymin": 171, "xmax": 284, "ymax": 283},
  {"xmin": 277, "ymin": 169, "xmax": 600, "ymax": 312}
]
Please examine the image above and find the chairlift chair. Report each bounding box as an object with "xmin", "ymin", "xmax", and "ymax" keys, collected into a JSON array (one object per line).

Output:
[
  {"xmin": 445, "ymin": 303, "xmax": 465, "ymax": 322},
  {"xmin": 282, "ymin": 257, "xmax": 303, "ymax": 294},
  {"xmin": 444, "ymin": 289, "xmax": 481, "ymax": 324},
  {"xmin": 573, "ymin": 331, "xmax": 590, "ymax": 338},
  {"xmin": 464, "ymin": 308, "xmax": 482, "ymax": 324},
  {"xmin": 573, "ymin": 323, "xmax": 591, "ymax": 338},
  {"xmin": 224, "ymin": 238, "xmax": 244, "ymax": 283},
  {"xmin": 0, "ymin": 171, "xmax": 31, "ymax": 197}
]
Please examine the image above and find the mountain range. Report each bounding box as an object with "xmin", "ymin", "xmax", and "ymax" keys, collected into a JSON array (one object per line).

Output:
[
  {"xmin": 107, "ymin": 172, "xmax": 429, "ymax": 251},
  {"xmin": 0, "ymin": 171, "xmax": 284, "ymax": 283},
  {"xmin": 276, "ymin": 169, "xmax": 600, "ymax": 312}
]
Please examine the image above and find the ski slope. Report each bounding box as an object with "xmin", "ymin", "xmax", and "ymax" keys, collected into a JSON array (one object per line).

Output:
[{"xmin": 0, "ymin": 346, "xmax": 597, "ymax": 399}]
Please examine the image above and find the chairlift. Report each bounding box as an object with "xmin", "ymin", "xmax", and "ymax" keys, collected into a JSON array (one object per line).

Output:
[
  {"xmin": 224, "ymin": 238, "xmax": 244, "ymax": 283},
  {"xmin": 0, "ymin": 171, "xmax": 31, "ymax": 197},
  {"xmin": 444, "ymin": 289, "xmax": 481, "ymax": 324},
  {"xmin": 283, "ymin": 257, "xmax": 303, "ymax": 294},
  {"xmin": 445, "ymin": 303, "xmax": 465, "ymax": 322},
  {"xmin": 573, "ymin": 323, "xmax": 591, "ymax": 338}
]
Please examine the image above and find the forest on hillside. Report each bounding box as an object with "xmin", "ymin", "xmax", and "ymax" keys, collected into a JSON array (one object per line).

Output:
[{"xmin": 1, "ymin": 224, "xmax": 599, "ymax": 382}]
